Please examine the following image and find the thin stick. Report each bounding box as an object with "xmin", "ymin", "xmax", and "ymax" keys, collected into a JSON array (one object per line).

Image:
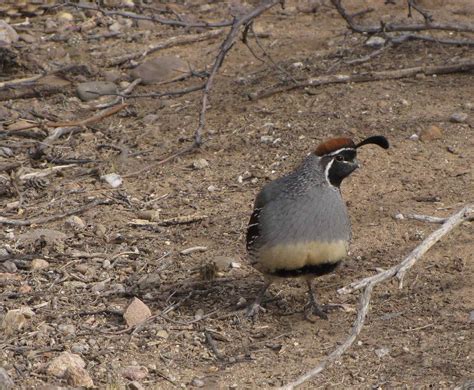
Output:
[
  {"xmin": 107, "ymin": 29, "xmax": 225, "ymax": 67},
  {"xmin": 251, "ymin": 60, "xmax": 474, "ymax": 100},
  {"xmin": 280, "ymin": 204, "xmax": 473, "ymax": 389},
  {"xmin": 64, "ymin": 1, "xmax": 233, "ymax": 29},
  {"xmin": 193, "ymin": 0, "xmax": 283, "ymax": 146},
  {"xmin": 0, "ymin": 199, "xmax": 112, "ymax": 226},
  {"xmin": 339, "ymin": 204, "xmax": 473, "ymax": 295},
  {"xmin": 330, "ymin": 0, "xmax": 474, "ymax": 34}
]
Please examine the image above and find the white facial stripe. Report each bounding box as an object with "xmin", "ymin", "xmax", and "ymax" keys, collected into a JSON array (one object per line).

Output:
[
  {"xmin": 324, "ymin": 158, "xmax": 335, "ymax": 187},
  {"xmin": 327, "ymin": 147, "xmax": 354, "ymax": 157}
]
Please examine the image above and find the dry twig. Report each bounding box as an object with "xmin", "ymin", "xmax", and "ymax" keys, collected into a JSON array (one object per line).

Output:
[
  {"xmin": 281, "ymin": 204, "xmax": 473, "ymax": 389},
  {"xmin": 64, "ymin": 1, "xmax": 233, "ymax": 29},
  {"xmin": 330, "ymin": 0, "xmax": 474, "ymax": 34},
  {"xmin": 252, "ymin": 59, "xmax": 474, "ymax": 99},
  {"xmin": 107, "ymin": 29, "xmax": 225, "ymax": 67},
  {"xmin": 0, "ymin": 199, "xmax": 112, "ymax": 226}
]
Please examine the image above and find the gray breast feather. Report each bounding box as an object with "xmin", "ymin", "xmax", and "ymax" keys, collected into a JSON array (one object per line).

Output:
[{"xmin": 256, "ymin": 187, "xmax": 351, "ymax": 247}]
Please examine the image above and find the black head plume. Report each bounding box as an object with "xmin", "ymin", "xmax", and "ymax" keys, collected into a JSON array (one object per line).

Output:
[{"xmin": 355, "ymin": 135, "xmax": 389, "ymax": 150}]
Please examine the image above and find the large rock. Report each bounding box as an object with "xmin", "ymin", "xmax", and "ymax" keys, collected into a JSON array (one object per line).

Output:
[
  {"xmin": 123, "ymin": 298, "xmax": 152, "ymax": 327},
  {"xmin": 77, "ymin": 81, "xmax": 118, "ymax": 102},
  {"xmin": 131, "ymin": 56, "xmax": 190, "ymax": 85},
  {"xmin": 0, "ymin": 21, "xmax": 19, "ymax": 47},
  {"xmin": 0, "ymin": 367, "xmax": 14, "ymax": 389},
  {"xmin": 47, "ymin": 352, "xmax": 86, "ymax": 378}
]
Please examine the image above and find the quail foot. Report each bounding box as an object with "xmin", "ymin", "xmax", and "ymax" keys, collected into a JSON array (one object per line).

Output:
[{"xmin": 246, "ymin": 135, "xmax": 389, "ymax": 320}]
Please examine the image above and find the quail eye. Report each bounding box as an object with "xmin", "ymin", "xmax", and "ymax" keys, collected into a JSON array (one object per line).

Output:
[{"xmin": 335, "ymin": 155, "xmax": 344, "ymax": 161}]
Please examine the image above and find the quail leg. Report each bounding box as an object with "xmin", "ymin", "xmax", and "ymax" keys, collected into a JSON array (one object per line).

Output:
[
  {"xmin": 304, "ymin": 279, "xmax": 328, "ymax": 321},
  {"xmin": 246, "ymin": 280, "xmax": 272, "ymax": 319}
]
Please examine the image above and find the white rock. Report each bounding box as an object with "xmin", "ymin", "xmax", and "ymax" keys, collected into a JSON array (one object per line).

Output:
[
  {"xmin": 409, "ymin": 133, "xmax": 419, "ymax": 141},
  {"xmin": 365, "ymin": 36, "xmax": 386, "ymax": 48},
  {"xmin": 101, "ymin": 173, "xmax": 123, "ymax": 188},
  {"xmin": 192, "ymin": 158, "xmax": 209, "ymax": 169},
  {"xmin": 260, "ymin": 135, "xmax": 274, "ymax": 144},
  {"xmin": 394, "ymin": 213, "xmax": 404, "ymax": 220},
  {"xmin": 375, "ymin": 347, "xmax": 390, "ymax": 358}
]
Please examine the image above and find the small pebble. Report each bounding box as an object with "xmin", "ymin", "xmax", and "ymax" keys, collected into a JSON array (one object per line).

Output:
[
  {"xmin": 420, "ymin": 125, "xmax": 443, "ymax": 142},
  {"xmin": 394, "ymin": 213, "xmax": 404, "ymax": 220},
  {"xmin": 365, "ymin": 36, "xmax": 385, "ymax": 48},
  {"xmin": 260, "ymin": 135, "xmax": 274, "ymax": 144},
  {"xmin": 409, "ymin": 134, "xmax": 419, "ymax": 141},
  {"xmin": 191, "ymin": 378, "xmax": 205, "ymax": 387},
  {"xmin": 192, "ymin": 159, "xmax": 209, "ymax": 170},
  {"xmin": 375, "ymin": 347, "xmax": 390, "ymax": 358},
  {"xmin": 449, "ymin": 112, "xmax": 468, "ymax": 123}
]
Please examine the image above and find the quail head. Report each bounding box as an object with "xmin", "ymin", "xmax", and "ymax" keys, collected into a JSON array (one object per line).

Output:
[{"xmin": 246, "ymin": 135, "xmax": 389, "ymax": 319}]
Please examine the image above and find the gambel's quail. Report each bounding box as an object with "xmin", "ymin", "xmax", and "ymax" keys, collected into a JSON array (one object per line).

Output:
[{"xmin": 246, "ymin": 135, "xmax": 389, "ymax": 319}]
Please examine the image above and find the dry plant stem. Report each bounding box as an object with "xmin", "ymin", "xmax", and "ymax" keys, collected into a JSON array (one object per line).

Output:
[
  {"xmin": 281, "ymin": 204, "xmax": 473, "ymax": 389},
  {"xmin": 394, "ymin": 34, "xmax": 474, "ymax": 46},
  {"xmin": 280, "ymin": 285, "xmax": 373, "ymax": 390},
  {"xmin": 330, "ymin": 0, "xmax": 474, "ymax": 33},
  {"xmin": 19, "ymin": 165, "xmax": 77, "ymax": 180},
  {"xmin": 0, "ymin": 199, "xmax": 112, "ymax": 226},
  {"xmin": 107, "ymin": 29, "xmax": 225, "ymax": 67},
  {"xmin": 339, "ymin": 204, "xmax": 474, "ymax": 295},
  {"xmin": 90, "ymin": 79, "xmax": 142, "ymax": 110},
  {"xmin": 404, "ymin": 213, "xmax": 447, "ymax": 224},
  {"xmin": 64, "ymin": 1, "xmax": 233, "ymax": 29},
  {"xmin": 252, "ymin": 60, "xmax": 474, "ymax": 99},
  {"xmin": 194, "ymin": 0, "xmax": 283, "ymax": 146},
  {"xmin": 14, "ymin": 103, "xmax": 128, "ymax": 131}
]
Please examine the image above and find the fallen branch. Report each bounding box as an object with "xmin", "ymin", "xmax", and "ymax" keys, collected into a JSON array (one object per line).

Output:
[
  {"xmin": 12, "ymin": 103, "xmax": 128, "ymax": 131},
  {"xmin": 0, "ymin": 199, "xmax": 112, "ymax": 226},
  {"xmin": 129, "ymin": 214, "xmax": 208, "ymax": 228},
  {"xmin": 251, "ymin": 59, "xmax": 474, "ymax": 100},
  {"xmin": 339, "ymin": 204, "xmax": 474, "ymax": 295},
  {"xmin": 330, "ymin": 0, "xmax": 474, "ymax": 34},
  {"xmin": 281, "ymin": 204, "xmax": 473, "ymax": 389},
  {"xmin": 90, "ymin": 79, "xmax": 142, "ymax": 110},
  {"xmin": 19, "ymin": 165, "xmax": 78, "ymax": 181},
  {"xmin": 64, "ymin": 1, "xmax": 233, "ymax": 29},
  {"xmin": 192, "ymin": 0, "xmax": 283, "ymax": 147},
  {"xmin": 107, "ymin": 29, "xmax": 225, "ymax": 67}
]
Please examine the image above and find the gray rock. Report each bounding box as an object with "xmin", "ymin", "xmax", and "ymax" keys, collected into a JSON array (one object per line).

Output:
[
  {"xmin": 76, "ymin": 81, "xmax": 118, "ymax": 102},
  {"xmin": 131, "ymin": 56, "xmax": 190, "ymax": 85},
  {"xmin": 0, "ymin": 368, "xmax": 14, "ymax": 389},
  {"xmin": 365, "ymin": 36, "xmax": 386, "ymax": 48},
  {"xmin": 192, "ymin": 158, "xmax": 209, "ymax": 170},
  {"xmin": 449, "ymin": 112, "xmax": 468, "ymax": 123},
  {"xmin": 0, "ymin": 21, "xmax": 19, "ymax": 47},
  {"xmin": 71, "ymin": 342, "xmax": 90, "ymax": 354},
  {"xmin": 122, "ymin": 365, "xmax": 149, "ymax": 381},
  {"xmin": 191, "ymin": 378, "xmax": 205, "ymax": 387}
]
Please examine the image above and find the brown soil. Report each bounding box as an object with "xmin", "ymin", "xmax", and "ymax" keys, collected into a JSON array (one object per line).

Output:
[{"xmin": 1, "ymin": 1, "xmax": 473, "ymax": 389}]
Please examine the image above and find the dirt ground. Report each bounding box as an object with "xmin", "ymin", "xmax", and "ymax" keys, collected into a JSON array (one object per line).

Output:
[{"xmin": 1, "ymin": 0, "xmax": 473, "ymax": 389}]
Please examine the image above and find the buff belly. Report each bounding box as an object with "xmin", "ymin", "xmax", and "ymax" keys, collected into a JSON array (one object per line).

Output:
[{"xmin": 254, "ymin": 240, "xmax": 348, "ymax": 277}]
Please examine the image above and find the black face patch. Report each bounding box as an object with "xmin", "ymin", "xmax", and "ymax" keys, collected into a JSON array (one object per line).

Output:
[{"xmin": 322, "ymin": 148, "xmax": 358, "ymax": 187}]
